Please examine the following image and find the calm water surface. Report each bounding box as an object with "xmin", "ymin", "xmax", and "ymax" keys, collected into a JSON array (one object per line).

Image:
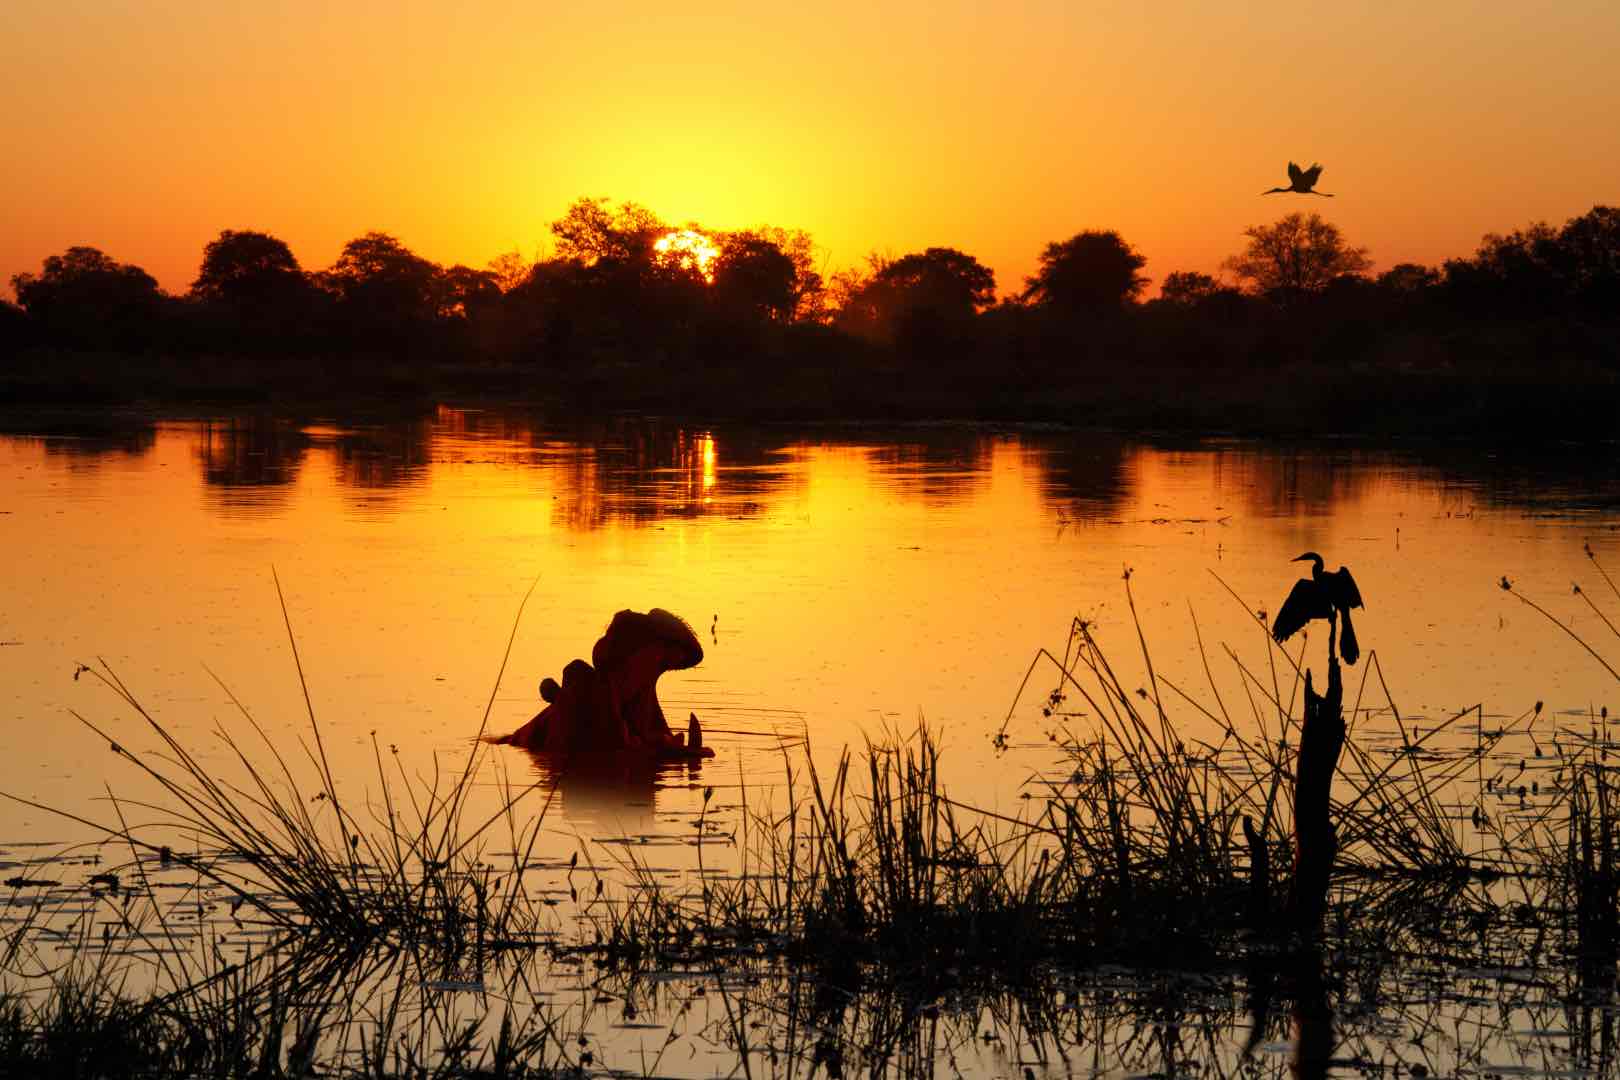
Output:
[
  {"xmin": 1, "ymin": 407, "xmax": 1618, "ymax": 852},
  {"xmin": 5, "ymin": 406, "xmax": 1620, "ymax": 1076}
]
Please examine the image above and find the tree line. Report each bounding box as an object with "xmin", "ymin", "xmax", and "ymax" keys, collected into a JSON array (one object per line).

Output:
[{"xmin": 2, "ymin": 198, "xmax": 1616, "ymax": 424}]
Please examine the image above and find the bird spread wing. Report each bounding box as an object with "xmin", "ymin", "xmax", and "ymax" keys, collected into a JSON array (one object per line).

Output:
[
  {"xmin": 1332, "ymin": 566, "xmax": 1363, "ymax": 609},
  {"xmin": 1287, "ymin": 162, "xmax": 1304, "ymax": 184},
  {"xmin": 1301, "ymin": 163, "xmax": 1323, "ymax": 187},
  {"xmin": 1272, "ymin": 579, "xmax": 1327, "ymax": 643}
]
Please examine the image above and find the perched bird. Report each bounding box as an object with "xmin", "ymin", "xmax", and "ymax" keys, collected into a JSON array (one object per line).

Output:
[
  {"xmin": 1262, "ymin": 162, "xmax": 1333, "ymax": 197},
  {"xmin": 1272, "ymin": 552, "xmax": 1363, "ymax": 664}
]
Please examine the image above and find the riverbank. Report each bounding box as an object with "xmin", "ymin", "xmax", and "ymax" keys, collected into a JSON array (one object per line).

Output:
[{"xmin": 2, "ymin": 338, "xmax": 1616, "ymax": 441}]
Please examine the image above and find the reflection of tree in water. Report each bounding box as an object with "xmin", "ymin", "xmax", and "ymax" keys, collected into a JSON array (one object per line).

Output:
[
  {"xmin": 538, "ymin": 419, "xmax": 787, "ymax": 532},
  {"xmin": 430, "ymin": 403, "xmax": 545, "ymax": 444},
  {"xmin": 1031, "ymin": 433, "xmax": 1134, "ymax": 520},
  {"xmin": 1212, "ymin": 442, "xmax": 1609, "ymax": 517},
  {"xmin": 432, "ymin": 414, "xmax": 1130, "ymax": 529},
  {"xmin": 1207, "ymin": 445, "xmax": 1379, "ymax": 517},
  {"xmin": 5, "ymin": 414, "xmax": 159, "ymax": 469},
  {"xmin": 1040, "ymin": 437, "xmax": 1620, "ymax": 522},
  {"xmin": 431, "ymin": 409, "xmax": 1620, "ymax": 524},
  {"xmin": 1402, "ymin": 443, "xmax": 1620, "ymax": 515},
  {"xmin": 1172, "ymin": 440, "xmax": 1598, "ymax": 519},
  {"xmin": 866, "ymin": 432, "xmax": 996, "ymax": 508},
  {"xmin": 333, "ymin": 418, "xmax": 432, "ymax": 496},
  {"xmin": 196, "ymin": 417, "xmax": 310, "ymax": 513}
]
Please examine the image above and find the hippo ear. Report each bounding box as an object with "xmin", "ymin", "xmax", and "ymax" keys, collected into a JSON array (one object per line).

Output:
[
  {"xmin": 647, "ymin": 608, "xmax": 703, "ymax": 662},
  {"xmin": 647, "ymin": 608, "xmax": 695, "ymax": 640},
  {"xmin": 561, "ymin": 658, "xmax": 596, "ymax": 687}
]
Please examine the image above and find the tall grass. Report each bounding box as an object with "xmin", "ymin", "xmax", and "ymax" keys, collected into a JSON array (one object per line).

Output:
[
  {"xmin": 0, "ymin": 928, "xmax": 577, "ymax": 1077},
  {"xmin": 3, "ymin": 573, "xmax": 561, "ymax": 969},
  {"xmin": 3, "ymin": 554, "xmax": 1619, "ymax": 1075},
  {"xmin": 1496, "ymin": 543, "xmax": 1620, "ymax": 970},
  {"xmin": 0, "ymin": 575, "xmax": 581, "ymax": 1075},
  {"xmin": 586, "ymin": 570, "xmax": 1535, "ymax": 983}
]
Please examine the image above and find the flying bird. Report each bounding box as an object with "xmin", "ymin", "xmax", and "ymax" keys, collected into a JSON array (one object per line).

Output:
[
  {"xmin": 1272, "ymin": 552, "xmax": 1363, "ymax": 664},
  {"xmin": 1262, "ymin": 162, "xmax": 1333, "ymax": 197}
]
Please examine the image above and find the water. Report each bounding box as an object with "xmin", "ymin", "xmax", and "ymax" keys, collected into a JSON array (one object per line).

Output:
[
  {"xmin": 1, "ymin": 407, "xmax": 1617, "ymax": 844},
  {"xmin": 4, "ymin": 405, "xmax": 1620, "ymax": 1074}
]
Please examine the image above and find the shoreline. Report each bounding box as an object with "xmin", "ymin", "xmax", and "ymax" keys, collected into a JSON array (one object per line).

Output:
[{"xmin": 2, "ymin": 349, "xmax": 1617, "ymax": 444}]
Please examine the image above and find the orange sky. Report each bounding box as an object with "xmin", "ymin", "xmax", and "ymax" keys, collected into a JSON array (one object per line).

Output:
[{"xmin": 3, "ymin": 2, "xmax": 1617, "ymax": 299}]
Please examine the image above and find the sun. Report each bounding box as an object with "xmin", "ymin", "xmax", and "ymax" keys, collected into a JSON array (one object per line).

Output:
[{"xmin": 653, "ymin": 229, "xmax": 720, "ymax": 282}]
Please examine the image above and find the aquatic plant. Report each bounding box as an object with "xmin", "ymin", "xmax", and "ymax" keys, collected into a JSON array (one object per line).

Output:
[
  {"xmin": 1495, "ymin": 545, "xmax": 1620, "ymax": 977},
  {"xmin": 567, "ymin": 555, "xmax": 1617, "ymax": 1019},
  {"xmin": 4, "ymin": 556, "xmax": 1620, "ymax": 1075},
  {"xmin": 3, "ymin": 573, "xmax": 557, "ymax": 965}
]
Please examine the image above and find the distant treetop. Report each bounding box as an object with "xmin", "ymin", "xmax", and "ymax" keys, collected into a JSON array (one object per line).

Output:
[
  {"xmin": 1223, "ymin": 213, "xmax": 1371, "ymax": 295},
  {"xmin": 191, "ymin": 230, "xmax": 303, "ymax": 302},
  {"xmin": 1022, "ymin": 230, "xmax": 1148, "ymax": 312}
]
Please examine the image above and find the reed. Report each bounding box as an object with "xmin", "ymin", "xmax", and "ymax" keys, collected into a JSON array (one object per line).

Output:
[
  {"xmin": 0, "ymin": 929, "xmax": 578, "ymax": 1077},
  {"xmin": 4, "ymin": 556, "xmax": 1619, "ymax": 1075},
  {"xmin": 1492, "ymin": 546, "xmax": 1620, "ymax": 972},
  {"xmin": 591, "ymin": 571, "xmax": 1515, "ymax": 983},
  {"xmin": 2, "ymin": 574, "xmax": 558, "ymax": 970}
]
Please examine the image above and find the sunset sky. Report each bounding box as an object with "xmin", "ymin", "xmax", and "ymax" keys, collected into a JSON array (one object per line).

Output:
[{"xmin": 4, "ymin": 1, "xmax": 1617, "ymax": 299}]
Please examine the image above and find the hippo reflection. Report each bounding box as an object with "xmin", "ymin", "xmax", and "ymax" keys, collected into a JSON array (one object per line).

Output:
[
  {"xmin": 491, "ymin": 609, "xmax": 714, "ymax": 760},
  {"xmin": 519, "ymin": 752, "xmax": 704, "ymax": 831}
]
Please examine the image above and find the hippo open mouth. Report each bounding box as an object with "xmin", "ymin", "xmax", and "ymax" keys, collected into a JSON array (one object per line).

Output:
[{"xmin": 492, "ymin": 608, "xmax": 711, "ymax": 759}]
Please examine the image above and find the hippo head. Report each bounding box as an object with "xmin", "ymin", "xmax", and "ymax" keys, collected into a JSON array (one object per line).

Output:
[{"xmin": 592, "ymin": 608, "xmax": 704, "ymax": 673}]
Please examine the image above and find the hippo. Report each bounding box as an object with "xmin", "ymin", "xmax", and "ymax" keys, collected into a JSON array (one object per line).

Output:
[{"xmin": 491, "ymin": 608, "xmax": 713, "ymax": 759}]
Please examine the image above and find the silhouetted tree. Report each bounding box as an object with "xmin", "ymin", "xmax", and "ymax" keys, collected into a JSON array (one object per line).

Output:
[
  {"xmin": 712, "ymin": 232, "xmax": 799, "ymax": 322},
  {"xmin": 1023, "ymin": 230, "xmax": 1148, "ymax": 311},
  {"xmin": 829, "ymin": 257, "xmax": 892, "ymax": 342},
  {"xmin": 486, "ymin": 250, "xmax": 534, "ymax": 293},
  {"xmin": 1368, "ymin": 263, "xmax": 1442, "ymax": 326},
  {"xmin": 189, "ymin": 229, "xmax": 322, "ymax": 348},
  {"xmin": 879, "ymin": 248, "xmax": 996, "ymax": 315},
  {"xmin": 1375, "ymin": 263, "xmax": 1439, "ymax": 295},
  {"xmin": 1440, "ymin": 208, "xmax": 1620, "ymax": 320},
  {"xmin": 319, "ymin": 232, "xmax": 442, "ymax": 345},
  {"xmin": 1159, "ymin": 270, "xmax": 1222, "ymax": 306},
  {"xmin": 750, "ymin": 227, "xmax": 825, "ymax": 321},
  {"xmin": 12, "ymin": 194, "xmax": 1618, "ymax": 417},
  {"xmin": 437, "ymin": 265, "xmax": 501, "ymax": 321},
  {"xmin": 0, "ymin": 297, "xmax": 28, "ymax": 359},
  {"xmin": 1223, "ymin": 214, "xmax": 1371, "ymax": 295},
  {"xmin": 497, "ymin": 258, "xmax": 583, "ymax": 364},
  {"xmin": 1483, "ymin": 224, "xmax": 1560, "ymax": 288},
  {"xmin": 1442, "ymin": 224, "xmax": 1561, "ymax": 316},
  {"xmin": 826, "ymin": 263, "xmax": 873, "ymax": 326},
  {"xmin": 1319, "ymin": 272, "xmax": 1380, "ymax": 308},
  {"xmin": 834, "ymin": 247, "xmax": 995, "ymax": 359},
  {"xmin": 432, "ymin": 264, "xmax": 504, "ymax": 355},
  {"xmin": 191, "ymin": 230, "xmax": 302, "ymax": 303},
  {"xmin": 1438, "ymin": 256, "xmax": 1499, "ymax": 316},
  {"xmin": 833, "ymin": 248, "xmax": 995, "ymax": 348},
  {"xmin": 550, "ymin": 198, "xmax": 664, "ymax": 267},
  {"xmin": 10, "ymin": 246, "xmax": 166, "ymax": 350},
  {"xmin": 541, "ymin": 199, "xmax": 720, "ymax": 362},
  {"xmin": 1553, "ymin": 206, "xmax": 1620, "ymax": 315}
]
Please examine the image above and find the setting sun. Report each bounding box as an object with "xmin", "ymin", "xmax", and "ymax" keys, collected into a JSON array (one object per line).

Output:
[{"xmin": 653, "ymin": 229, "xmax": 720, "ymax": 282}]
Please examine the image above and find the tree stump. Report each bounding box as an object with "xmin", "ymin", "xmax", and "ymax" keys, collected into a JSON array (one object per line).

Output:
[
  {"xmin": 1242, "ymin": 814, "xmax": 1270, "ymax": 927},
  {"xmin": 1286, "ymin": 656, "xmax": 1345, "ymax": 932}
]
